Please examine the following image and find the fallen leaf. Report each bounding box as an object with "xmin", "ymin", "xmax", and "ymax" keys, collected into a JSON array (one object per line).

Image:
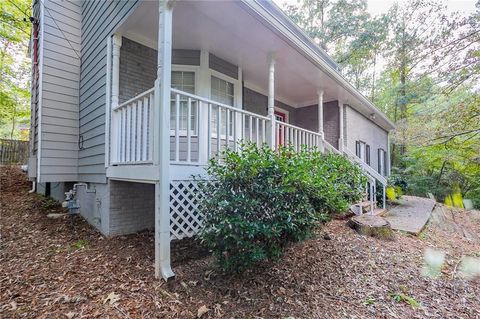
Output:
[
  {"xmin": 197, "ymin": 305, "xmax": 209, "ymax": 318},
  {"xmin": 103, "ymin": 292, "xmax": 120, "ymax": 305}
]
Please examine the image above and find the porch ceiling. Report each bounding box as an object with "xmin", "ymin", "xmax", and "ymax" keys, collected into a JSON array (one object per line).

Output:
[{"xmin": 119, "ymin": 0, "xmax": 394, "ymax": 130}]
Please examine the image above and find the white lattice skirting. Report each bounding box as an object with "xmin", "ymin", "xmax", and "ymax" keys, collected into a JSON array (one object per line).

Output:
[{"xmin": 170, "ymin": 181, "xmax": 204, "ymax": 240}]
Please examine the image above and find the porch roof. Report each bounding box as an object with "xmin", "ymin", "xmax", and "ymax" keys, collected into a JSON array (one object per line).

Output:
[{"xmin": 118, "ymin": 0, "xmax": 395, "ymax": 131}]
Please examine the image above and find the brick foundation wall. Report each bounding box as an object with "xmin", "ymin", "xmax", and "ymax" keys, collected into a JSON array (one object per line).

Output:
[{"xmin": 109, "ymin": 180, "xmax": 155, "ymax": 236}]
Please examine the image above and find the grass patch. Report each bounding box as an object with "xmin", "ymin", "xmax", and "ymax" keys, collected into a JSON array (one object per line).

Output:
[
  {"xmin": 390, "ymin": 292, "xmax": 421, "ymax": 309},
  {"xmin": 71, "ymin": 239, "xmax": 89, "ymax": 250}
]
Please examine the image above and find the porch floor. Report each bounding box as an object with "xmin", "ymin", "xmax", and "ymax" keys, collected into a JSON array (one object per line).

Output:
[{"xmin": 384, "ymin": 196, "xmax": 436, "ymax": 234}]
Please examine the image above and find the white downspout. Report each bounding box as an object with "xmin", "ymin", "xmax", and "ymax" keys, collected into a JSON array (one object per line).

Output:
[
  {"xmin": 28, "ymin": 181, "xmax": 36, "ymax": 193},
  {"xmin": 154, "ymin": 0, "xmax": 175, "ymax": 281}
]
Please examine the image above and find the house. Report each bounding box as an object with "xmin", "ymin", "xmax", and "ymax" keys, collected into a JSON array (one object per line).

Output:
[{"xmin": 28, "ymin": 0, "xmax": 395, "ymax": 280}]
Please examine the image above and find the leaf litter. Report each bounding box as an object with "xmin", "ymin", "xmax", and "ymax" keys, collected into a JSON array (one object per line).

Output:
[{"xmin": 1, "ymin": 166, "xmax": 479, "ymax": 318}]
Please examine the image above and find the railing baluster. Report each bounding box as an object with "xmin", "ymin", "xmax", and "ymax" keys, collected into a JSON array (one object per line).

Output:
[
  {"xmin": 233, "ymin": 110, "xmax": 238, "ymax": 151},
  {"xmin": 132, "ymin": 101, "xmax": 138, "ymax": 161},
  {"xmin": 175, "ymin": 94, "xmax": 180, "ymax": 162},
  {"xmin": 249, "ymin": 116, "xmax": 253, "ymax": 142},
  {"xmin": 216, "ymin": 106, "xmax": 221, "ymax": 157},
  {"xmin": 225, "ymin": 108, "xmax": 230, "ymax": 150},
  {"xmin": 187, "ymin": 97, "xmax": 192, "ymax": 163},
  {"xmin": 207, "ymin": 103, "xmax": 212, "ymax": 159},
  {"xmin": 126, "ymin": 105, "xmax": 131, "ymax": 162},
  {"xmin": 255, "ymin": 117, "xmax": 259, "ymax": 146},
  {"xmin": 242, "ymin": 113, "xmax": 245, "ymax": 142},
  {"xmin": 142, "ymin": 97, "xmax": 148, "ymax": 161},
  {"xmin": 262, "ymin": 119, "xmax": 266, "ymax": 143}
]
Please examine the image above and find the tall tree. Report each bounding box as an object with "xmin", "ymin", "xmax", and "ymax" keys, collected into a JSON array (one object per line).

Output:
[{"xmin": 284, "ymin": 0, "xmax": 388, "ymax": 96}]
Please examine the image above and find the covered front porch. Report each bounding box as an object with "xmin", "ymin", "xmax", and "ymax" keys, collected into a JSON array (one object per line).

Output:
[{"xmin": 104, "ymin": 0, "xmax": 389, "ymax": 280}]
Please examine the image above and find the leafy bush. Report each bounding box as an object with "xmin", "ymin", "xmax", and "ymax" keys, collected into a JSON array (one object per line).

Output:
[{"xmin": 197, "ymin": 143, "xmax": 367, "ymax": 272}]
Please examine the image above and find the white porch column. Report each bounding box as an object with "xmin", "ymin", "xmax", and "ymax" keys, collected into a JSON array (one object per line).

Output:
[
  {"xmin": 109, "ymin": 35, "xmax": 122, "ymax": 164},
  {"xmin": 317, "ymin": 89, "xmax": 324, "ymax": 152},
  {"xmin": 338, "ymin": 100, "xmax": 344, "ymax": 152},
  {"xmin": 198, "ymin": 50, "xmax": 210, "ymax": 163},
  {"xmin": 387, "ymin": 132, "xmax": 391, "ymax": 176},
  {"xmin": 267, "ymin": 54, "xmax": 276, "ymax": 148},
  {"xmin": 154, "ymin": 0, "xmax": 174, "ymax": 281}
]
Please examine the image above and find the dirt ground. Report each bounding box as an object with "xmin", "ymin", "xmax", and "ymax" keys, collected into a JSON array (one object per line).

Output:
[{"xmin": 1, "ymin": 166, "xmax": 479, "ymax": 319}]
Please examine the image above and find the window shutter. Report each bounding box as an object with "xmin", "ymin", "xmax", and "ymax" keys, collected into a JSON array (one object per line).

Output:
[
  {"xmin": 356, "ymin": 141, "xmax": 360, "ymax": 157},
  {"xmin": 378, "ymin": 149, "xmax": 381, "ymax": 173},
  {"xmin": 383, "ymin": 150, "xmax": 388, "ymax": 176},
  {"xmin": 366, "ymin": 145, "xmax": 370, "ymax": 165}
]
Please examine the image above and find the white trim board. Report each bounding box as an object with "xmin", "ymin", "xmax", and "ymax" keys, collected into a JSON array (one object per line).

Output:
[{"xmin": 37, "ymin": 1, "xmax": 45, "ymax": 182}]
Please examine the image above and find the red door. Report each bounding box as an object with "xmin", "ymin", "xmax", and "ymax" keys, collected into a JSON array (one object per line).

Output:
[{"xmin": 275, "ymin": 110, "xmax": 287, "ymax": 146}]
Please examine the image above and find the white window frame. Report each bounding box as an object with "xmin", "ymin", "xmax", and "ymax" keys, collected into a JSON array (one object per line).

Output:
[
  {"xmin": 274, "ymin": 106, "xmax": 290, "ymax": 123},
  {"xmin": 209, "ymin": 68, "xmax": 242, "ymax": 107},
  {"xmin": 209, "ymin": 69, "xmax": 242, "ymax": 140},
  {"xmin": 170, "ymin": 65, "xmax": 200, "ymax": 137}
]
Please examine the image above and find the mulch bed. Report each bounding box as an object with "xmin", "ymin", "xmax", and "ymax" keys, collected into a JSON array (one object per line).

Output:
[{"xmin": 1, "ymin": 166, "xmax": 479, "ymax": 318}]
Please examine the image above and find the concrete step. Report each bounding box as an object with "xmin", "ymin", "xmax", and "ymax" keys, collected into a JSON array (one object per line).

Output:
[
  {"xmin": 373, "ymin": 208, "xmax": 388, "ymax": 216},
  {"xmin": 351, "ymin": 201, "xmax": 377, "ymax": 215}
]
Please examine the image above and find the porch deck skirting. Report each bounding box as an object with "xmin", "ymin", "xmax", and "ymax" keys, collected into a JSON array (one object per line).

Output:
[{"xmin": 107, "ymin": 87, "xmax": 386, "ymax": 241}]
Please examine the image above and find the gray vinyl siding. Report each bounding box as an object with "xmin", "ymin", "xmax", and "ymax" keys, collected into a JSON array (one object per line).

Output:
[
  {"xmin": 79, "ymin": 0, "xmax": 139, "ymax": 183},
  {"xmin": 173, "ymin": 49, "xmax": 200, "ymax": 66},
  {"xmin": 209, "ymin": 54, "xmax": 238, "ymax": 79},
  {"xmin": 344, "ymin": 105, "xmax": 388, "ymax": 174},
  {"xmin": 38, "ymin": 0, "xmax": 81, "ymax": 183}
]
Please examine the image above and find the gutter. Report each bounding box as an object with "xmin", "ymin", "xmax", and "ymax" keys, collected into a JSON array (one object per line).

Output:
[{"xmin": 241, "ymin": 0, "xmax": 396, "ymax": 131}]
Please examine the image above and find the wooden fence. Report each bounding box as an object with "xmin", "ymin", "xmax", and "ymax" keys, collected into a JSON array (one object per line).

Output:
[{"xmin": 0, "ymin": 139, "xmax": 29, "ymax": 165}]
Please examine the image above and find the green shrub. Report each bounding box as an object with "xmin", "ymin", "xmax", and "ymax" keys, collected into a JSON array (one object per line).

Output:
[{"xmin": 197, "ymin": 143, "xmax": 367, "ymax": 272}]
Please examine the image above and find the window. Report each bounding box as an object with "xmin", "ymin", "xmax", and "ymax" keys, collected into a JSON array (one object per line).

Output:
[
  {"xmin": 356, "ymin": 141, "xmax": 371, "ymax": 165},
  {"xmin": 171, "ymin": 71, "xmax": 197, "ymax": 135},
  {"xmin": 378, "ymin": 148, "xmax": 387, "ymax": 176},
  {"xmin": 210, "ymin": 75, "xmax": 234, "ymax": 137},
  {"xmin": 211, "ymin": 76, "xmax": 234, "ymax": 106}
]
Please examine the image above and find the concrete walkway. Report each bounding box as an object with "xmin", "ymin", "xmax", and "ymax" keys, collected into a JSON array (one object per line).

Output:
[{"xmin": 384, "ymin": 196, "xmax": 436, "ymax": 235}]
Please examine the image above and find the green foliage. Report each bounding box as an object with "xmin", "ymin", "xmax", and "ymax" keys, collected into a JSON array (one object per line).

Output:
[
  {"xmin": 0, "ymin": 0, "xmax": 31, "ymax": 139},
  {"xmin": 285, "ymin": 1, "xmax": 480, "ymax": 209},
  {"xmin": 363, "ymin": 296, "xmax": 376, "ymax": 306},
  {"xmin": 389, "ymin": 292, "xmax": 421, "ymax": 309},
  {"xmin": 197, "ymin": 143, "xmax": 367, "ymax": 272},
  {"xmin": 71, "ymin": 239, "xmax": 89, "ymax": 250}
]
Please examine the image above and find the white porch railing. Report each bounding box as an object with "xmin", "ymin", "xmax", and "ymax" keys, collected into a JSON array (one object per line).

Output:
[
  {"xmin": 111, "ymin": 88, "xmax": 154, "ymax": 165},
  {"xmin": 275, "ymin": 121, "xmax": 322, "ymax": 151},
  {"xmin": 110, "ymin": 87, "xmax": 387, "ymax": 213},
  {"xmin": 170, "ymin": 88, "xmax": 270, "ymax": 164}
]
